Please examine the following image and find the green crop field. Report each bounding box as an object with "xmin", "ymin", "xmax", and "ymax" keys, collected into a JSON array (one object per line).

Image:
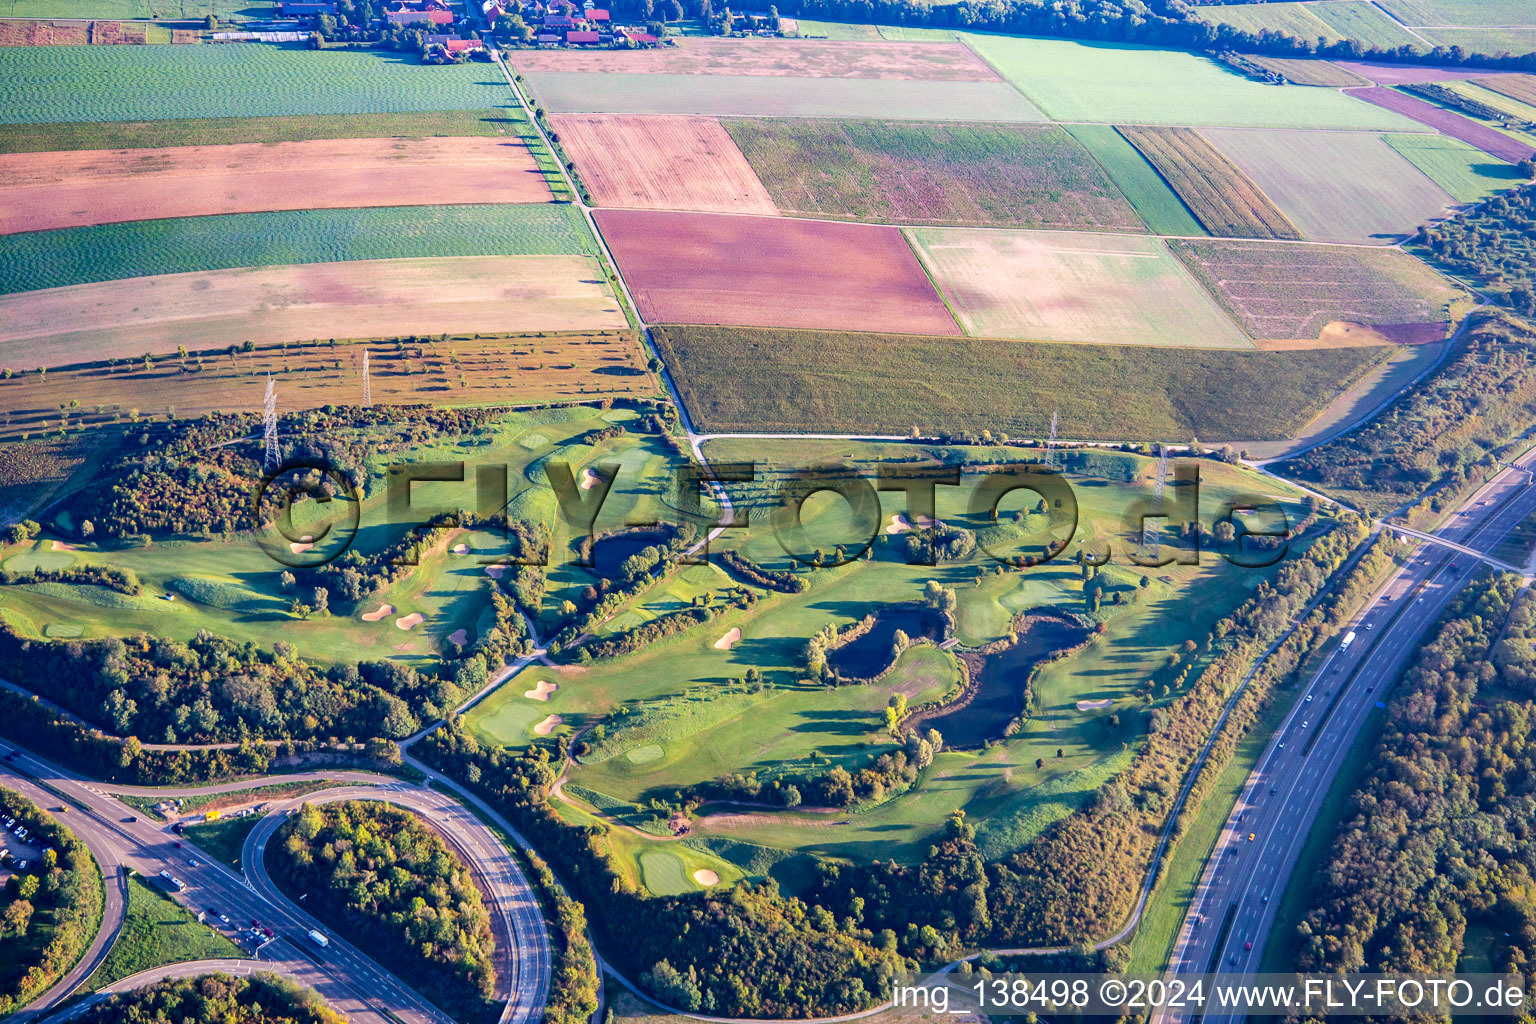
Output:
[
  {"xmin": 0, "ymin": 204, "xmax": 596, "ymax": 295},
  {"xmin": 1200, "ymin": 128, "xmax": 1458, "ymax": 243},
  {"xmin": 1169, "ymin": 238, "xmax": 1470, "ymax": 340},
  {"xmin": 1063, "ymin": 124, "xmax": 1206, "ymax": 235},
  {"xmin": 650, "ymin": 323, "xmax": 1392, "ymax": 440},
  {"xmin": 1310, "ymin": 1, "xmax": 1426, "ymax": 48},
  {"xmin": 520, "ymin": 72, "xmax": 1047, "ymax": 120},
  {"xmin": 955, "ymin": 33, "xmax": 1422, "ymax": 129},
  {"xmin": 908, "ymin": 227, "xmax": 1250, "ymax": 346},
  {"xmin": 0, "ymin": 46, "xmax": 514, "ymax": 125},
  {"xmin": 0, "ymin": 110, "xmax": 522, "ymax": 155},
  {"xmin": 1383, "ymin": 132, "xmax": 1525, "ymax": 202},
  {"xmin": 1419, "ymin": 27, "xmax": 1536, "ymax": 55},
  {"xmin": 1193, "ymin": 2, "xmax": 1343, "ymax": 43},
  {"xmin": 722, "ymin": 119, "xmax": 1144, "ymax": 231},
  {"xmin": 1376, "ymin": 0, "xmax": 1535, "ymax": 27},
  {"xmin": 1, "ymin": 0, "xmax": 267, "ymax": 16}
]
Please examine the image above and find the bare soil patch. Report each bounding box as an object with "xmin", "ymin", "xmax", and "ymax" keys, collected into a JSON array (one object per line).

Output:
[
  {"xmin": 0, "ymin": 136, "xmax": 550, "ymax": 235},
  {"xmin": 511, "ymin": 37, "xmax": 1000, "ymax": 80},
  {"xmin": 595, "ymin": 209, "xmax": 959, "ymax": 335},
  {"xmin": 553, "ymin": 114, "xmax": 777, "ymax": 215},
  {"xmin": 0, "ymin": 255, "xmax": 627, "ymax": 372}
]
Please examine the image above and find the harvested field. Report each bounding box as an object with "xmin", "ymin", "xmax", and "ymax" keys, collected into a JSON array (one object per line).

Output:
[
  {"xmin": 723, "ymin": 119, "xmax": 1143, "ymax": 230},
  {"xmin": 1345, "ymin": 86, "xmax": 1536, "ymax": 163},
  {"xmin": 1063, "ymin": 124, "xmax": 1204, "ymax": 235},
  {"xmin": 1383, "ymin": 133, "xmax": 1524, "ymax": 202},
  {"xmin": 0, "ymin": 110, "xmax": 522, "ymax": 154},
  {"xmin": 1167, "ymin": 238, "xmax": 1468, "ymax": 340},
  {"xmin": 908, "ymin": 227, "xmax": 1249, "ymax": 348},
  {"xmin": 1308, "ymin": 2, "xmax": 1425, "ymax": 49},
  {"xmin": 1334, "ymin": 60, "xmax": 1521, "ymax": 85},
  {"xmin": 0, "ymin": 137, "xmax": 551, "ymax": 235},
  {"xmin": 0, "ymin": 0, "xmax": 269, "ymax": 18},
  {"xmin": 0, "ymin": 204, "xmax": 596, "ymax": 295},
  {"xmin": 595, "ymin": 210, "xmax": 959, "ymax": 335},
  {"xmin": 1116, "ymin": 126, "xmax": 1300, "ymax": 239},
  {"xmin": 1201, "ymin": 127, "xmax": 1460, "ymax": 243},
  {"xmin": 0, "ymin": 45, "xmax": 508, "ymax": 124},
  {"xmin": 0, "ymin": 328, "xmax": 650, "ymax": 438},
  {"xmin": 1374, "ymin": 0, "xmax": 1534, "ymax": 28},
  {"xmin": 0, "ymin": 256, "xmax": 627, "ymax": 374},
  {"xmin": 1194, "ymin": 2, "xmax": 1343, "ymax": 43},
  {"xmin": 520, "ymin": 72, "xmax": 1046, "ymax": 121},
  {"xmin": 551, "ymin": 115, "xmax": 777, "ymax": 214},
  {"xmin": 1419, "ymin": 27, "xmax": 1536, "ymax": 55},
  {"xmin": 1243, "ymin": 56, "xmax": 1368, "ymax": 87},
  {"xmin": 510, "ymin": 37, "xmax": 999, "ymax": 80},
  {"xmin": 651, "ymin": 323, "xmax": 1392, "ymax": 440},
  {"xmin": 0, "ymin": 19, "xmax": 87, "ymax": 43},
  {"xmin": 1476, "ymin": 74, "xmax": 1536, "ymax": 109}
]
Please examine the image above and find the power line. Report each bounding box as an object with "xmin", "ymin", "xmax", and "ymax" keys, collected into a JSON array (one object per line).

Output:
[{"xmin": 262, "ymin": 374, "xmax": 280, "ymax": 471}]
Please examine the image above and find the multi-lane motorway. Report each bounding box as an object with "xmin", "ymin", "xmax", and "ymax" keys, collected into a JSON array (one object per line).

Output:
[
  {"xmin": 1164, "ymin": 445, "xmax": 1536, "ymax": 1019},
  {"xmin": 0, "ymin": 747, "xmax": 547, "ymax": 1024}
]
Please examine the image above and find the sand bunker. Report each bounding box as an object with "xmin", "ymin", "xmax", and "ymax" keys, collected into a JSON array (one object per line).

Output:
[
  {"xmin": 396, "ymin": 612, "xmax": 425, "ymax": 631},
  {"xmin": 486, "ymin": 564, "xmax": 506, "ymax": 579},
  {"xmin": 361, "ymin": 603, "xmax": 396, "ymax": 622},
  {"xmin": 448, "ymin": 628, "xmax": 468, "ymax": 646},
  {"xmin": 452, "ymin": 543, "xmax": 469, "ymax": 555},
  {"xmin": 51, "ymin": 540, "xmax": 77, "ymax": 551},
  {"xmin": 713, "ymin": 627, "xmax": 742, "ymax": 651},
  {"xmin": 693, "ymin": 869, "xmax": 719, "ymax": 886},
  {"xmin": 1076, "ymin": 698, "xmax": 1113, "ymax": 710},
  {"xmin": 533, "ymin": 714, "xmax": 564, "ymax": 735},
  {"xmin": 885, "ymin": 513, "xmax": 936, "ymax": 535},
  {"xmin": 287, "ymin": 533, "xmax": 315, "ymax": 554},
  {"xmin": 579, "ymin": 467, "xmax": 605, "ymax": 491},
  {"xmin": 524, "ymin": 680, "xmax": 558, "ymax": 701}
]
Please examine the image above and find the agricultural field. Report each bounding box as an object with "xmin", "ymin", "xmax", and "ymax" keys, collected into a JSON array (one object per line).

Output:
[
  {"xmin": 1193, "ymin": 2, "xmax": 1346, "ymax": 43},
  {"xmin": 1117, "ymin": 126, "xmax": 1300, "ymax": 239},
  {"xmin": 955, "ymin": 33, "xmax": 1422, "ymax": 129},
  {"xmin": 907, "ymin": 227, "xmax": 1250, "ymax": 347},
  {"xmin": 650, "ymin": 323, "xmax": 1391, "ymax": 439},
  {"xmin": 509, "ymin": 37, "xmax": 1000, "ymax": 79},
  {"xmin": 1242, "ymin": 56, "xmax": 1369, "ymax": 87},
  {"xmin": 1374, "ymin": 0, "xmax": 1534, "ymax": 28},
  {"xmin": 722, "ymin": 119, "xmax": 1145, "ymax": 231},
  {"xmin": 0, "ymin": 0, "xmax": 267, "ymax": 17},
  {"xmin": 0, "ymin": 19, "xmax": 187, "ymax": 44},
  {"xmin": 0, "ymin": 46, "xmax": 511, "ymax": 125},
  {"xmin": 1444, "ymin": 79, "xmax": 1536, "ymax": 122},
  {"xmin": 1477, "ymin": 74, "xmax": 1536, "ymax": 108},
  {"xmin": 518, "ymin": 72, "xmax": 1047, "ymax": 121},
  {"xmin": 0, "ymin": 137, "xmax": 552, "ymax": 235},
  {"xmin": 0, "ymin": 203, "xmax": 597, "ymax": 295},
  {"xmin": 1313, "ymin": 1, "xmax": 1426, "ymax": 48},
  {"xmin": 594, "ymin": 209, "xmax": 960, "ymax": 335},
  {"xmin": 1061, "ymin": 124, "xmax": 1205, "ymax": 235},
  {"xmin": 1382, "ymin": 132, "xmax": 1524, "ymax": 201},
  {"xmin": 1167, "ymin": 238, "xmax": 1470, "ymax": 341},
  {"xmin": 1346, "ymin": 85, "xmax": 1536, "ymax": 162},
  {"xmin": 0, "ymin": 256, "xmax": 627, "ymax": 371},
  {"xmin": 0, "ymin": 332, "xmax": 654, "ymax": 438},
  {"xmin": 793, "ymin": 20, "xmax": 884, "ymax": 39},
  {"xmin": 1419, "ymin": 27, "xmax": 1536, "ymax": 55},
  {"xmin": 551, "ymin": 115, "xmax": 779, "ymax": 214},
  {"xmin": 0, "ymin": 110, "xmax": 522, "ymax": 155},
  {"xmin": 1200, "ymin": 128, "xmax": 1460, "ymax": 243}
]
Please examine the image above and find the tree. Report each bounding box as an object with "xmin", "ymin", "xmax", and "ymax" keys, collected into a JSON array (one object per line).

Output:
[
  {"xmin": 311, "ymin": 587, "xmax": 329, "ymax": 617},
  {"xmin": 280, "ymin": 571, "xmax": 296, "ymax": 590},
  {"xmin": 0, "ymin": 899, "xmax": 32, "ymax": 937}
]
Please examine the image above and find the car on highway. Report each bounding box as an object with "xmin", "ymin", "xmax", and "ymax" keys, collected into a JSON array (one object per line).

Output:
[
  {"xmin": 1245, "ymin": 941, "xmax": 1253, "ymax": 951},
  {"xmin": 122, "ymin": 816, "xmax": 136, "ymax": 823},
  {"xmin": 188, "ymin": 858, "xmax": 199, "ymax": 867},
  {"xmin": 1306, "ymin": 693, "xmax": 1314, "ymax": 702},
  {"xmin": 1249, "ymin": 833, "xmax": 1256, "ymax": 841}
]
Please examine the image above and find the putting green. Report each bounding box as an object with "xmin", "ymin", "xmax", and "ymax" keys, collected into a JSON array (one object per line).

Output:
[
  {"xmin": 44, "ymin": 622, "xmax": 83, "ymax": 638},
  {"xmin": 518, "ymin": 432, "xmax": 551, "ymax": 450},
  {"xmin": 639, "ymin": 850, "xmax": 691, "ymax": 895},
  {"xmin": 3, "ymin": 546, "xmax": 74, "ymax": 572},
  {"xmin": 625, "ymin": 743, "xmax": 665, "ymax": 765},
  {"xmin": 471, "ymin": 699, "xmax": 546, "ymax": 746}
]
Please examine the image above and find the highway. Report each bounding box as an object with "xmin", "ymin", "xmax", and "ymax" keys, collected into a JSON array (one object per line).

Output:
[
  {"xmin": 0, "ymin": 747, "xmax": 542, "ymax": 1024},
  {"xmin": 1163, "ymin": 446, "xmax": 1536, "ymax": 1021}
]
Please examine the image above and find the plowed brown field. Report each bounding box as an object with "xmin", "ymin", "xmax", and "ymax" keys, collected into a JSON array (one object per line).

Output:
[
  {"xmin": 552, "ymin": 114, "xmax": 777, "ymax": 214},
  {"xmin": 0, "ymin": 136, "xmax": 551, "ymax": 234},
  {"xmin": 595, "ymin": 209, "xmax": 960, "ymax": 335},
  {"xmin": 510, "ymin": 37, "xmax": 1000, "ymax": 80}
]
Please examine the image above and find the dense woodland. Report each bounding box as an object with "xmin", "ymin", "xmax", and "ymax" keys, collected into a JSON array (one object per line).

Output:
[
  {"xmin": 1293, "ymin": 575, "xmax": 1536, "ymax": 998},
  {"xmin": 1420, "ymin": 184, "xmax": 1536, "ymax": 319},
  {"xmin": 270, "ymin": 800, "xmax": 498, "ymax": 1021},
  {"xmin": 0, "ymin": 788, "xmax": 103, "ymax": 1015},
  {"xmin": 72, "ymin": 973, "xmax": 345, "ymax": 1024},
  {"xmin": 1276, "ymin": 312, "xmax": 1536, "ymax": 515}
]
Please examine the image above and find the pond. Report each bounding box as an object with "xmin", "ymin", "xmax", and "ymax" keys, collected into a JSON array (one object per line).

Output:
[
  {"xmin": 588, "ymin": 527, "xmax": 673, "ymax": 579},
  {"xmin": 921, "ymin": 614, "xmax": 1091, "ymax": 748},
  {"xmin": 826, "ymin": 606, "xmax": 945, "ymax": 678}
]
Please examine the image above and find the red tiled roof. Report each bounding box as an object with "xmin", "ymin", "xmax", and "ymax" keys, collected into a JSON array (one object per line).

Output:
[
  {"xmin": 566, "ymin": 28, "xmax": 598, "ymax": 41},
  {"xmin": 445, "ymin": 35, "xmax": 482, "ymax": 48},
  {"xmin": 585, "ymin": 7, "xmax": 608, "ymax": 17}
]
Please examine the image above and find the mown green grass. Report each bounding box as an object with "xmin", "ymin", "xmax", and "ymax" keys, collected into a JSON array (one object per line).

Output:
[
  {"xmin": 723, "ymin": 119, "xmax": 1145, "ymax": 231},
  {"xmin": 1063, "ymin": 124, "xmax": 1205, "ymax": 236},
  {"xmin": 84, "ymin": 874, "xmax": 243, "ymax": 992},
  {"xmin": 182, "ymin": 814, "xmax": 266, "ymax": 870},
  {"xmin": 0, "ymin": 204, "xmax": 596, "ymax": 295},
  {"xmin": 1383, "ymin": 132, "xmax": 1524, "ymax": 203},
  {"xmin": 650, "ymin": 323, "xmax": 1393, "ymax": 440},
  {"xmin": 0, "ymin": 110, "xmax": 524, "ymax": 155},
  {"xmin": 0, "ymin": 46, "xmax": 512, "ymax": 125}
]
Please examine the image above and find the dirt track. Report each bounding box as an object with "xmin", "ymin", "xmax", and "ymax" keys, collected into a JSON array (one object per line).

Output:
[{"xmin": 0, "ymin": 136, "xmax": 551, "ymax": 234}]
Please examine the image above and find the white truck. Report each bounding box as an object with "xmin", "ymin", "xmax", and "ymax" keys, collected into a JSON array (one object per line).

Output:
[
  {"xmin": 1340, "ymin": 629, "xmax": 1357, "ymax": 652},
  {"xmin": 307, "ymin": 929, "xmax": 330, "ymax": 949}
]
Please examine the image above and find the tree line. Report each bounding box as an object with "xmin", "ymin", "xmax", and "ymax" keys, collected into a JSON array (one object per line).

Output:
[{"xmin": 70, "ymin": 973, "xmax": 346, "ymax": 1024}]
